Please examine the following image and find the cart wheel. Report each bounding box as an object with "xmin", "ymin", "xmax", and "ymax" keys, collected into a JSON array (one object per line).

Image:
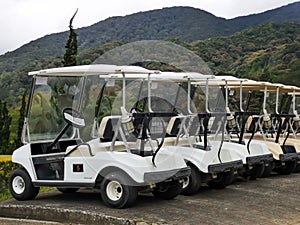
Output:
[
  {"xmin": 207, "ymin": 171, "xmax": 235, "ymax": 189},
  {"xmin": 100, "ymin": 172, "xmax": 138, "ymax": 208},
  {"xmin": 152, "ymin": 181, "xmax": 182, "ymax": 200},
  {"xmin": 181, "ymin": 165, "xmax": 201, "ymax": 195},
  {"xmin": 57, "ymin": 187, "xmax": 79, "ymax": 193},
  {"xmin": 261, "ymin": 161, "xmax": 275, "ymax": 177},
  {"xmin": 293, "ymin": 163, "xmax": 300, "ymax": 173},
  {"xmin": 249, "ymin": 164, "xmax": 265, "ymax": 180},
  {"xmin": 274, "ymin": 161, "xmax": 296, "ymax": 175},
  {"xmin": 9, "ymin": 168, "xmax": 40, "ymax": 201}
]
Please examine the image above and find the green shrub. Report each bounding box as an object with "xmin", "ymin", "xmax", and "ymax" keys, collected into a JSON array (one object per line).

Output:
[{"xmin": 0, "ymin": 161, "xmax": 21, "ymax": 198}]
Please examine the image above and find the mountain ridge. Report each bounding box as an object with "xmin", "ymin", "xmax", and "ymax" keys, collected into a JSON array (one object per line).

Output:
[{"xmin": 0, "ymin": 2, "xmax": 299, "ymax": 75}]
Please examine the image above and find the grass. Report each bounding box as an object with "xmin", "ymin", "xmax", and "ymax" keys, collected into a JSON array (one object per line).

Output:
[
  {"xmin": 0, "ymin": 186, "xmax": 56, "ymax": 202},
  {"xmin": 0, "ymin": 155, "xmax": 56, "ymax": 202},
  {"xmin": 0, "ymin": 188, "xmax": 11, "ymax": 201}
]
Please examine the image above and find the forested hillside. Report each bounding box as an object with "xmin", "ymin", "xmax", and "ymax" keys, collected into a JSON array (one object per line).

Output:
[
  {"xmin": 1, "ymin": 22, "xmax": 299, "ymax": 107},
  {"xmin": 0, "ymin": 2, "xmax": 299, "ymax": 74},
  {"xmin": 192, "ymin": 23, "xmax": 300, "ymax": 84},
  {"xmin": 0, "ymin": 3, "xmax": 299, "ymax": 154}
]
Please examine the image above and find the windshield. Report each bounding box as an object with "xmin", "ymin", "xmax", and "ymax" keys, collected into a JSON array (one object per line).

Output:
[{"xmin": 27, "ymin": 76, "xmax": 82, "ymax": 142}]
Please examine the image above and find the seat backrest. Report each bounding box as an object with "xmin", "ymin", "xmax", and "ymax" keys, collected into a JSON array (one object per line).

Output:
[
  {"xmin": 166, "ymin": 116, "xmax": 181, "ymax": 137},
  {"xmin": 98, "ymin": 116, "xmax": 119, "ymax": 142},
  {"xmin": 245, "ymin": 115, "xmax": 259, "ymax": 133}
]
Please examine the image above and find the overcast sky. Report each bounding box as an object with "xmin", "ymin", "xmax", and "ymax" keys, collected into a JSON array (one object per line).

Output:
[{"xmin": 0, "ymin": 0, "xmax": 299, "ymax": 55}]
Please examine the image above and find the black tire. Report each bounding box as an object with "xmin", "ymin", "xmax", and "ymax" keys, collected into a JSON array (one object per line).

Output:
[
  {"xmin": 57, "ymin": 187, "xmax": 79, "ymax": 193},
  {"xmin": 249, "ymin": 164, "xmax": 265, "ymax": 180},
  {"xmin": 261, "ymin": 161, "xmax": 275, "ymax": 177},
  {"xmin": 181, "ymin": 165, "xmax": 201, "ymax": 195},
  {"xmin": 100, "ymin": 172, "xmax": 138, "ymax": 208},
  {"xmin": 9, "ymin": 168, "xmax": 40, "ymax": 201},
  {"xmin": 274, "ymin": 161, "xmax": 296, "ymax": 175},
  {"xmin": 207, "ymin": 171, "xmax": 235, "ymax": 189},
  {"xmin": 293, "ymin": 163, "xmax": 300, "ymax": 173},
  {"xmin": 152, "ymin": 181, "xmax": 182, "ymax": 200}
]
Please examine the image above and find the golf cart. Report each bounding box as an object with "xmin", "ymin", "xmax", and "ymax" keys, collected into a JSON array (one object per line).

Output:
[
  {"xmin": 9, "ymin": 64, "xmax": 190, "ymax": 208},
  {"xmin": 235, "ymin": 80, "xmax": 300, "ymax": 174},
  {"xmin": 121, "ymin": 72, "xmax": 244, "ymax": 195},
  {"xmin": 202, "ymin": 76, "xmax": 274, "ymax": 179}
]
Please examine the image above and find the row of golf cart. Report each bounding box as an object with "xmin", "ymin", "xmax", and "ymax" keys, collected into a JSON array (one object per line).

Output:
[{"xmin": 9, "ymin": 64, "xmax": 300, "ymax": 208}]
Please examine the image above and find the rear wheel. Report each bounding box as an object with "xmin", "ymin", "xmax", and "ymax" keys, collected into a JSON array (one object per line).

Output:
[
  {"xmin": 9, "ymin": 168, "xmax": 40, "ymax": 201},
  {"xmin": 207, "ymin": 171, "xmax": 235, "ymax": 189},
  {"xmin": 100, "ymin": 172, "xmax": 138, "ymax": 208},
  {"xmin": 152, "ymin": 181, "xmax": 182, "ymax": 200},
  {"xmin": 181, "ymin": 165, "xmax": 201, "ymax": 195},
  {"xmin": 293, "ymin": 162, "xmax": 300, "ymax": 173}
]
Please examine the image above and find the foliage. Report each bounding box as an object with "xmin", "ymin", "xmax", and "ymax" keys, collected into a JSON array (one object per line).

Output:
[
  {"xmin": 0, "ymin": 160, "xmax": 21, "ymax": 200},
  {"xmin": 0, "ymin": 3, "xmax": 299, "ymax": 75},
  {"xmin": 0, "ymin": 101, "xmax": 11, "ymax": 154},
  {"xmin": 62, "ymin": 9, "xmax": 78, "ymax": 67},
  {"xmin": 0, "ymin": 21, "xmax": 299, "ymax": 152},
  {"xmin": 14, "ymin": 90, "xmax": 27, "ymax": 149},
  {"xmin": 191, "ymin": 23, "xmax": 300, "ymax": 86}
]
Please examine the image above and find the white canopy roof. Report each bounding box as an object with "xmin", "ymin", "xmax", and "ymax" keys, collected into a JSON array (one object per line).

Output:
[{"xmin": 28, "ymin": 64, "xmax": 155, "ymax": 76}]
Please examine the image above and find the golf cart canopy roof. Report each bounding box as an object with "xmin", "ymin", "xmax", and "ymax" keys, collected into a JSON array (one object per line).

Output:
[
  {"xmin": 277, "ymin": 85, "xmax": 300, "ymax": 95},
  {"xmin": 202, "ymin": 75, "xmax": 247, "ymax": 86},
  {"xmin": 155, "ymin": 72, "xmax": 215, "ymax": 81},
  {"xmin": 28, "ymin": 64, "xmax": 156, "ymax": 77},
  {"xmin": 104, "ymin": 72, "xmax": 215, "ymax": 81}
]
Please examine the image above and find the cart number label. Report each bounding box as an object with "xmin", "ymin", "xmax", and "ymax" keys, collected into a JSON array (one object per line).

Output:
[{"xmin": 73, "ymin": 164, "xmax": 83, "ymax": 172}]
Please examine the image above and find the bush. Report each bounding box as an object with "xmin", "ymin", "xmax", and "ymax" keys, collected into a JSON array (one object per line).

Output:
[{"xmin": 0, "ymin": 160, "xmax": 21, "ymax": 198}]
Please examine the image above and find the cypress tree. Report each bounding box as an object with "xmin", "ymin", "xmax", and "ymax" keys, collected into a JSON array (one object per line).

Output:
[
  {"xmin": 62, "ymin": 9, "xmax": 78, "ymax": 67},
  {"xmin": 0, "ymin": 100, "xmax": 12, "ymax": 154},
  {"xmin": 14, "ymin": 90, "xmax": 27, "ymax": 149}
]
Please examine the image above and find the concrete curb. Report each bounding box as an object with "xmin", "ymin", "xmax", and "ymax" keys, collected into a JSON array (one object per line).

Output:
[{"xmin": 0, "ymin": 205, "xmax": 135, "ymax": 225}]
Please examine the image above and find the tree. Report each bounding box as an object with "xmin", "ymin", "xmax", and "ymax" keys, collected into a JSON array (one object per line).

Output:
[
  {"xmin": 0, "ymin": 100, "xmax": 12, "ymax": 154},
  {"xmin": 13, "ymin": 90, "xmax": 27, "ymax": 149},
  {"xmin": 62, "ymin": 9, "xmax": 78, "ymax": 67}
]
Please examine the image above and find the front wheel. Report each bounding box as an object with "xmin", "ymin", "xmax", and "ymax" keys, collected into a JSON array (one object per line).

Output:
[
  {"xmin": 181, "ymin": 165, "xmax": 201, "ymax": 195},
  {"xmin": 248, "ymin": 164, "xmax": 265, "ymax": 180},
  {"xmin": 100, "ymin": 172, "xmax": 138, "ymax": 208},
  {"xmin": 207, "ymin": 171, "xmax": 235, "ymax": 189},
  {"xmin": 261, "ymin": 161, "xmax": 275, "ymax": 177},
  {"xmin": 152, "ymin": 181, "xmax": 182, "ymax": 200},
  {"xmin": 9, "ymin": 168, "xmax": 40, "ymax": 201},
  {"xmin": 274, "ymin": 161, "xmax": 296, "ymax": 175}
]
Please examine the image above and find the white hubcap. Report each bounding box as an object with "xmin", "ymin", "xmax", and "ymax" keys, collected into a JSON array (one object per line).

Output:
[
  {"xmin": 106, "ymin": 181, "xmax": 123, "ymax": 201},
  {"xmin": 182, "ymin": 177, "xmax": 190, "ymax": 189},
  {"xmin": 12, "ymin": 176, "xmax": 25, "ymax": 194}
]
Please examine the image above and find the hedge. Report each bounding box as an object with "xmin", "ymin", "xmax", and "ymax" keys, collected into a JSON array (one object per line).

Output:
[{"xmin": 0, "ymin": 158, "xmax": 20, "ymax": 194}]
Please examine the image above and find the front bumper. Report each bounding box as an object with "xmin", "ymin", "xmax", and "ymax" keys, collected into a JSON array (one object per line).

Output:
[
  {"xmin": 279, "ymin": 152, "xmax": 300, "ymax": 162},
  {"xmin": 208, "ymin": 160, "xmax": 243, "ymax": 173},
  {"xmin": 144, "ymin": 167, "xmax": 191, "ymax": 183},
  {"xmin": 246, "ymin": 154, "xmax": 274, "ymax": 165}
]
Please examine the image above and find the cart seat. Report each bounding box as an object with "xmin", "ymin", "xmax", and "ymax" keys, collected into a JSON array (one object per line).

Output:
[{"xmin": 65, "ymin": 116, "xmax": 126, "ymax": 157}]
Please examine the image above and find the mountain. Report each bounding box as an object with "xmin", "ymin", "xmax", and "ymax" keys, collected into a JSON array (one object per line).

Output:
[
  {"xmin": 0, "ymin": 2, "xmax": 299, "ymax": 74},
  {"xmin": 192, "ymin": 23, "xmax": 300, "ymax": 85}
]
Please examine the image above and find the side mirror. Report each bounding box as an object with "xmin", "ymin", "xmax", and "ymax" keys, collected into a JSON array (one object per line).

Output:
[{"xmin": 63, "ymin": 108, "xmax": 85, "ymax": 128}]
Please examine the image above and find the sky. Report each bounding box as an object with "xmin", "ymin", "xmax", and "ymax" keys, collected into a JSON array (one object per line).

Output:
[{"xmin": 0, "ymin": 0, "xmax": 299, "ymax": 55}]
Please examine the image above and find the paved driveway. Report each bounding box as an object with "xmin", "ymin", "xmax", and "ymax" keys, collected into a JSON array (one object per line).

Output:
[{"xmin": 1, "ymin": 173, "xmax": 300, "ymax": 225}]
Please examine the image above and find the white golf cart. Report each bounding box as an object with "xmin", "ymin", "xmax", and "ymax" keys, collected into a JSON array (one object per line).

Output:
[
  {"xmin": 8, "ymin": 64, "xmax": 190, "ymax": 208},
  {"xmin": 233, "ymin": 80, "xmax": 300, "ymax": 174},
  {"xmin": 120, "ymin": 72, "xmax": 245, "ymax": 195},
  {"xmin": 162, "ymin": 75, "xmax": 272, "ymax": 186}
]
